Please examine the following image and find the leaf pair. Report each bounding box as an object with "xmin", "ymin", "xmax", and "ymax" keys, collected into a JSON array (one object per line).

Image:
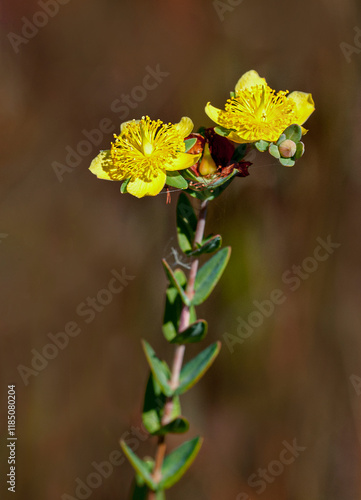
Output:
[
  {"xmin": 123, "ymin": 436, "xmax": 203, "ymax": 494},
  {"xmin": 162, "ymin": 245, "xmax": 231, "ymax": 307},
  {"xmin": 142, "ymin": 340, "xmax": 221, "ymax": 398}
]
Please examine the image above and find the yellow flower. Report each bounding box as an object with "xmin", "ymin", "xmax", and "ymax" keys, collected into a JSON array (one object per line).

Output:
[
  {"xmin": 205, "ymin": 70, "xmax": 315, "ymax": 143},
  {"xmin": 89, "ymin": 116, "xmax": 200, "ymax": 198}
]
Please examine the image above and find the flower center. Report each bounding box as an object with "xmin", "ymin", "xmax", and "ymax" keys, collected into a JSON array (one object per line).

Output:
[
  {"xmin": 219, "ymin": 85, "xmax": 297, "ymax": 142},
  {"xmin": 109, "ymin": 116, "xmax": 185, "ymax": 181}
]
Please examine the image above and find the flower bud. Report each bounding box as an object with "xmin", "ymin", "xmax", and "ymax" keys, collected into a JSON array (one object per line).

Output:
[
  {"xmin": 199, "ymin": 143, "xmax": 217, "ymax": 175},
  {"xmin": 278, "ymin": 139, "xmax": 297, "ymax": 158}
]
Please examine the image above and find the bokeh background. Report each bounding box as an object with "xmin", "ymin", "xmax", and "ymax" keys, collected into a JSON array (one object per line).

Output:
[{"xmin": 1, "ymin": 0, "xmax": 361, "ymax": 499}]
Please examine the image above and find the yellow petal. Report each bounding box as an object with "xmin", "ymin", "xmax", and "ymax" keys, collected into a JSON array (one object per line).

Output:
[
  {"xmin": 225, "ymin": 131, "xmax": 250, "ymax": 144},
  {"xmin": 235, "ymin": 70, "xmax": 267, "ymax": 92},
  {"xmin": 205, "ymin": 102, "xmax": 222, "ymax": 125},
  {"xmin": 288, "ymin": 91, "xmax": 315, "ymax": 125},
  {"xmin": 126, "ymin": 171, "xmax": 166, "ymax": 198},
  {"xmin": 166, "ymin": 152, "xmax": 201, "ymax": 171},
  {"xmin": 174, "ymin": 116, "xmax": 194, "ymax": 138},
  {"xmin": 89, "ymin": 150, "xmax": 114, "ymax": 180}
]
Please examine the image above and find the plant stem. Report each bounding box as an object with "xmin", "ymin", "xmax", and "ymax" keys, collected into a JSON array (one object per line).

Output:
[
  {"xmin": 168, "ymin": 199, "xmax": 208, "ymax": 390},
  {"xmin": 148, "ymin": 199, "xmax": 208, "ymax": 498}
]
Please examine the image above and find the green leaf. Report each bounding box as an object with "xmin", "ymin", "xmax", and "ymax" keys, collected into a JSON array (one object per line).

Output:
[
  {"xmin": 170, "ymin": 320, "xmax": 208, "ymax": 344},
  {"xmin": 142, "ymin": 373, "xmax": 167, "ymax": 434},
  {"xmin": 159, "ymin": 437, "xmax": 203, "ymax": 489},
  {"xmin": 131, "ymin": 480, "xmax": 165, "ymax": 500},
  {"xmin": 279, "ymin": 157, "xmax": 295, "ymax": 167},
  {"xmin": 186, "ymin": 234, "xmax": 222, "ymax": 256},
  {"xmin": 142, "ymin": 373, "xmax": 185, "ymax": 435},
  {"xmin": 283, "ymin": 124, "xmax": 302, "ymax": 143},
  {"xmin": 192, "ymin": 247, "xmax": 231, "ymax": 305},
  {"xmin": 130, "ymin": 481, "xmax": 148, "ymax": 500},
  {"xmin": 180, "ymin": 167, "xmax": 199, "ymax": 183},
  {"xmin": 120, "ymin": 441, "xmax": 157, "ymax": 491},
  {"xmin": 254, "ymin": 140, "xmax": 269, "ymax": 152},
  {"xmin": 142, "ymin": 341, "xmax": 173, "ymax": 397},
  {"xmin": 231, "ymin": 144, "xmax": 247, "ymax": 162},
  {"xmin": 162, "ymin": 259, "xmax": 191, "ymax": 307},
  {"xmin": 162, "ymin": 270, "xmax": 187, "ymax": 342},
  {"xmin": 214, "ymin": 125, "xmax": 231, "ymax": 137},
  {"xmin": 294, "ymin": 141, "xmax": 305, "ymax": 159},
  {"xmin": 176, "ymin": 342, "xmax": 221, "ymax": 395},
  {"xmin": 161, "ymin": 417, "xmax": 189, "ymax": 435},
  {"xmin": 184, "ymin": 137, "xmax": 197, "ymax": 152},
  {"xmin": 176, "ymin": 192, "xmax": 197, "ymax": 253},
  {"xmin": 276, "ymin": 133, "xmax": 286, "ymax": 146},
  {"xmin": 269, "ymin": 143, "xmax": 280, "ymax": 159},
  {"xmin": 120, "ymin": 178, "xmax": 131, "ymax": 193},
  {"xmin": 189, "ymin": 305, "xmax": 197, "ymax": 323},
  {"xmin": 166, "ymin": 172, "xmax": 188, "ymax": 190},
  {"xmin": 186, "ymin": 170, "xmax": 237, "ymax": 202}
]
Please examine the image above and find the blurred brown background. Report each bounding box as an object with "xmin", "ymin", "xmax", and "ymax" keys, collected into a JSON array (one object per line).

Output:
[{"xmin": 1, "ymin": 0, "xmax": 361, "ymax": 499}]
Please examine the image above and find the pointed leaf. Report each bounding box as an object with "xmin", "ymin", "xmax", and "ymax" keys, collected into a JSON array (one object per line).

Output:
[
  {"xmin": 159, "ymin": 437, "xmax": 203, "ymax": 489},
  {"xmin": 283, "ymin": 124, "xmax": 302, "ymax": 142},
  {"xmin": 120, "ymin": 178, "xmax": 131, "ymax": 193},
  {"xmin": 192, "ymin": 247, "xmax": 231, "ymax": 305},
  {"xmin": 166, "ymin": 171, "xmax": 188, "ymax": 190},
  {"xmin": 132, "ymin": 458, "xmax": 154, "ymax": 488},
  {"xmin": 176, "ymin": 193, "xmax": 197, "ymax": 253},
  {"xmin": 162, "ymin": 259, "xmax": 191, "ymax": 307},
  {"xmin": 187, "ymin": 234, "xmax": 222, "ymax": 256},
  {"xmin": 176, "ymin": 342, "xmax": 221, "ymax": 395},
  {"xmin": 120, "ymin": 441, "xmax": 157, "ymax": 491},
  {"xmin": 142, "ymin": 341, "xmax": 173, "ymax": 397},
  {"xmin": 170, "ymin": 320, "xmax": 208, "ymax": 344},
  {"xmin": 184, "ymin": 137, "xmax": 197, "ymax": 152}
]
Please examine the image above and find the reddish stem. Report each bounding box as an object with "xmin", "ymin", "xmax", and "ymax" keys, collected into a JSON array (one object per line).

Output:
[{"xmin": 148, "ymin": 199, "xmax": 208, "ymax": 498}]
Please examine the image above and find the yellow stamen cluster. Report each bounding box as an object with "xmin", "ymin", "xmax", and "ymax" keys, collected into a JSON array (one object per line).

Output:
[
  {"xmin": 109, "ymin": 116, "xmax": 185, "ymax": 181},
  {"xmin": 219, "ymin": 85, "xmax": 297, "ymax": 142}
]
